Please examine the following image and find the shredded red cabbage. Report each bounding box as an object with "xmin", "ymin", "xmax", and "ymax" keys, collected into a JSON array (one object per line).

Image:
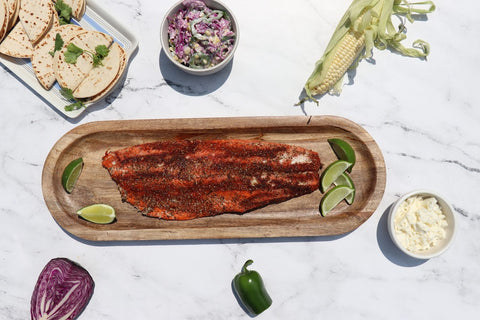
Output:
[
  {"xmin": 167, "ymin": 0, "xmax": 236, "ymax": 69},
  {"xmin": 30, "ymin": 258, "xmax": 94, "ymax": 320}
]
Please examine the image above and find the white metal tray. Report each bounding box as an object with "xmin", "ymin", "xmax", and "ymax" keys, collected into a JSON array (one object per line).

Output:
[{"xmin": 0, "ymin": 0, "xmax": 138, "ymax": 118}]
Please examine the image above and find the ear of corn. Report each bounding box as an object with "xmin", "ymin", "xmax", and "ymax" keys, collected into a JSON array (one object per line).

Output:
[
  {"xmin": 301, "ymin": 0, "xmax": 435, "ymax": 104},
  {"xmin": 304, "ymin": 16, "xmax": 368, "ymax": 98}
]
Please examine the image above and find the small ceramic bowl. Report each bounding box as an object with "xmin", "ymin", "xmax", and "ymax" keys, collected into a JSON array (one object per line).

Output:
[
  {"xmin": 388, "ymin": 189, "xmax": 456, "ymax": 259},
  {"xmin": 160, "ymin": 0, "xmax": 239, "ymax": 76}
]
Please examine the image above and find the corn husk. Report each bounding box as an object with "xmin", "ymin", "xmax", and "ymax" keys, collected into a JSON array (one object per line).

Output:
[{"xmin": 303, "ymin": 0, "xmax": 435, "ymax": 102}]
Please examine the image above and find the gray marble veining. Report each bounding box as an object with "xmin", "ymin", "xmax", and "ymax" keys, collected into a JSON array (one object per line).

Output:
[{"xmin": 1, "ymin": 0, "xmax": 480, "ymax": 319}]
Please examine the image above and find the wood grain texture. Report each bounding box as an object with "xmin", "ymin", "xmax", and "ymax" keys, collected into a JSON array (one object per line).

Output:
[{"xmin": 41, "ymin": 116, "xmax": 386, "ymax": 241}]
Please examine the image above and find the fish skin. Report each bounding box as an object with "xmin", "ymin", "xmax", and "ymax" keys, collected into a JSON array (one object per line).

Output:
[{"xmin": 102, "ymin": 139, "xmax": 321, "ymax": 220}]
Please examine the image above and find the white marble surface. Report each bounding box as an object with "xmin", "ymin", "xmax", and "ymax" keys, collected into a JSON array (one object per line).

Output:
[{"xmin": 1, "ymin": 0, "xmax": 480, "ymax": 319}]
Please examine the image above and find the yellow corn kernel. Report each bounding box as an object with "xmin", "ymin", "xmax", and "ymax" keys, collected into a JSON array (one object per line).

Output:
[{"xmin": 309, "ymin": 30, "xmax": 365, "ymax": 96}]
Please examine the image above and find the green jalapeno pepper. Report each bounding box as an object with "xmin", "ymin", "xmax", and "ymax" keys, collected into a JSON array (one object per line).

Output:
[{"xmin": 233, "ymin": 259, "xmax": 272, "ymax": 316}]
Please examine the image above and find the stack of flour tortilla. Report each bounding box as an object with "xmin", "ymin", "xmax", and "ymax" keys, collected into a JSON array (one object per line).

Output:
[{"xmin": 0, "ymin": 0, "xmax": 127, "ymax": 104}]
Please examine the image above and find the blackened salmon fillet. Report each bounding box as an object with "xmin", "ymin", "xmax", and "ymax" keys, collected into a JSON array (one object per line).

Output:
[{"xmin": 102, "ymin": 139, "xmax": 321, "ymax": 220}]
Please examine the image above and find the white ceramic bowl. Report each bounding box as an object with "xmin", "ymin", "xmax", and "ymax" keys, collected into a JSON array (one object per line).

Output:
[
  {"xmin": 160, "ymin": 0, "xmax": 239, "ymax": 76},
  {"xmin": 387, "ymin": 189, "xmax": 456, "ymax": 259}
]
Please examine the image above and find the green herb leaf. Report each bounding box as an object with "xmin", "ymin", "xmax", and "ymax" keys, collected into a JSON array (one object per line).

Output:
[
  {"xmin": 91, "ymin": 45, "xmax": 110, "ymax": 67},
  {"xmin": 64, "ymin": 42, "xmax": 84, "ymax": 64},
  {"xmin": 64, "ymin": 43, "xmax": 110, "ymax": 67},
  {"xmin": 60, "ymin": 87, "xmax": 86, "ymax": 111},
  {"xmin": 49, "ymin": 33, "xmax": 64, "ymax": 57},
  {"xmin": 95, "ymin": 45, "xmax": 109, "ymax": 58},
  {"xmin": 54, "ymin": 33, "xmax": 65, "ymax": 52},
  {"xmin": 92, "ymin": 54, "xmax": 102, "ymax": 67},
  {"xmin": 60, "ymin": 87, "xmax": 75, "ymax": 100},
  {"xmin": 55, "ymin": 0, "xmax": 73, "ymax": 25},
  {"xmin": 64, "ymin": 101, "xmax": 85, "ymax": 111}
]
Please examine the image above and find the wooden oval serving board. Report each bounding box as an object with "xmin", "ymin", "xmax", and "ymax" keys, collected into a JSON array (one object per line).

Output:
[{"xmin": 42, "ymin": 116, "xmax": 386, "ymax": 241}]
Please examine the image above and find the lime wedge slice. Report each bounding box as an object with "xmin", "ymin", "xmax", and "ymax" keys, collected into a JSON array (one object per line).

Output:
[
  {"xmin": 61, "ymin": 157, "xmax": 84, "ymax": 193},
  {"xmin": 327, "ymin": 138, "xmax": 356, "ymax": 172},
  {"xmin": 320, "ymin": 185, "xmax": 354, "ymax": 216},
  {"xmin": 334, "ymin": 172, "xmax": 355, "ymax": 205},
  {"xmin": 76, "ymin": 204, "xmax": 116, "ymax": 224},
  {"xmin": 320, "ymin": 160, "xmax": 353, "ymax": 193}
]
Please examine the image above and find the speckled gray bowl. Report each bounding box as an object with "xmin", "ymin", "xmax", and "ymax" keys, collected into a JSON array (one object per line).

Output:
[
  {"xmin": 387, "ymin": 189, "xmax": 456, "ymax": 259},
  {"xmin": 160, "ymin": 0, "xmax": 239, "ymax": 75}
]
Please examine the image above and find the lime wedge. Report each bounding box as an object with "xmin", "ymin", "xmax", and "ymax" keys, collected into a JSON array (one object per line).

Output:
[
  {"xmin": 334, "ymin": 172, "xmax": 355, "ymax": 205},
  {"xmin": 76, "ymin": 204, "xmax": 116, "ymax": 224},
  {"xmin": 327, "ymin": 138, "xmax": 356, "ymax": 172},
  {"xmin": 61, "ymin": 157, "xmax": 84, "ymax": 193},
  {"xmin": 320, "ymin": 185, "xmax": 354, "ymax": 216},
  {"xmin": 320, "ymin": 160, "xmax": 353, "ymax": 193}
]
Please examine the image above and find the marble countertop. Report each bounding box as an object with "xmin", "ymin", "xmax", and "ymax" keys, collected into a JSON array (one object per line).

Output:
[{"xmin": 1, "ymin": 0, "xmax": 479, "ymax": 319}]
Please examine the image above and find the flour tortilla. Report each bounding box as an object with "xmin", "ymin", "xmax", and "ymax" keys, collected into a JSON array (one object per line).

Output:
[
  {"xmin": 51, "ymin": 1, "xmax": 60, "ymax": 28},
  {"xmin": 59, "ymin": 0, "xmax": 85, "ymax": 20},
  {"xmin": 0, "ymin": 0, "xmax": 8, "ymax": 42},
  {"xmin": 5, "ymin": 0, "xmax": 17, "ymax": 30},
  {"xmin": 0, "ymin": 21, "xmax": 34, "ymax": 58},
  {"xmin": 31, "ymin": 24, "xmax": 83, "ymax": 89},
  {"xmin": 54, "ymin": 30, "xmax": 113, "ymax": 90},
  {"xmin": 78, "ymin": 0, "xmax": 86, "ymax": 20},
  {"xmin": 19, "ymin": 0, "xmax": 53, "ymax": 44},
  {"xmin": 74, "ymin": 42, "xmax": 125, "ymax": 98},
  {"xmin": 74, "ymin": 30, "xmax": 113, "ymax": 52},
  {"xmin": 88, "ymin": 44, "xmax": 128, "ymax": 103}
]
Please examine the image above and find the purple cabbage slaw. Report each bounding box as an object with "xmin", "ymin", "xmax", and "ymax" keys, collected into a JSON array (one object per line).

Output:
[{"xmin": 167, "ymin": 0, "xmax": 236, "ymax": 69}]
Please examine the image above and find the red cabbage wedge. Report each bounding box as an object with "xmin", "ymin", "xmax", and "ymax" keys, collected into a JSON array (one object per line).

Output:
[{"xmin": 31, "ymin": 258, "xmax": 94, "ymax": 320}]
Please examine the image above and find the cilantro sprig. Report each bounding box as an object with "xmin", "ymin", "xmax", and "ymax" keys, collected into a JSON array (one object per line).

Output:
[
  {"xmin": 94, "ymin": 45, "xmax": 110, "ymax": 66},
  {"xmin": 48, "ymin": 33, "xmax": 64, "ymax": 57},
  {"xmin": 64, "ymin": 43, "xmax": 83, "ymax": 63},
  {"xmin": 60, "ymin": 87, "xmax": 86, "ymax": 111},
  {"xmin": 55, "ymin": 0, "xmax": 73, "ymax": 25},
  {"xmin": 64, "ymin": 43, "xmax": 110, "ymax": 67}
]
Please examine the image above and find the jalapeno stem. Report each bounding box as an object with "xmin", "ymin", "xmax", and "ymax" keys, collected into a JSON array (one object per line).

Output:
[{"xmin": 241, "ymin": 259, "xmax": 253, "ymax": 273}]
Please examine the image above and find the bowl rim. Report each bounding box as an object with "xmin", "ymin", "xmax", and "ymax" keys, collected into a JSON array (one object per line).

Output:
[
  {"xmin": 387, "ymin": 189, "xmax": 456, "ymax": 260},
  {"xmin": 160, "ymin": 0, "xmax": 240, "ymax": 75}
]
